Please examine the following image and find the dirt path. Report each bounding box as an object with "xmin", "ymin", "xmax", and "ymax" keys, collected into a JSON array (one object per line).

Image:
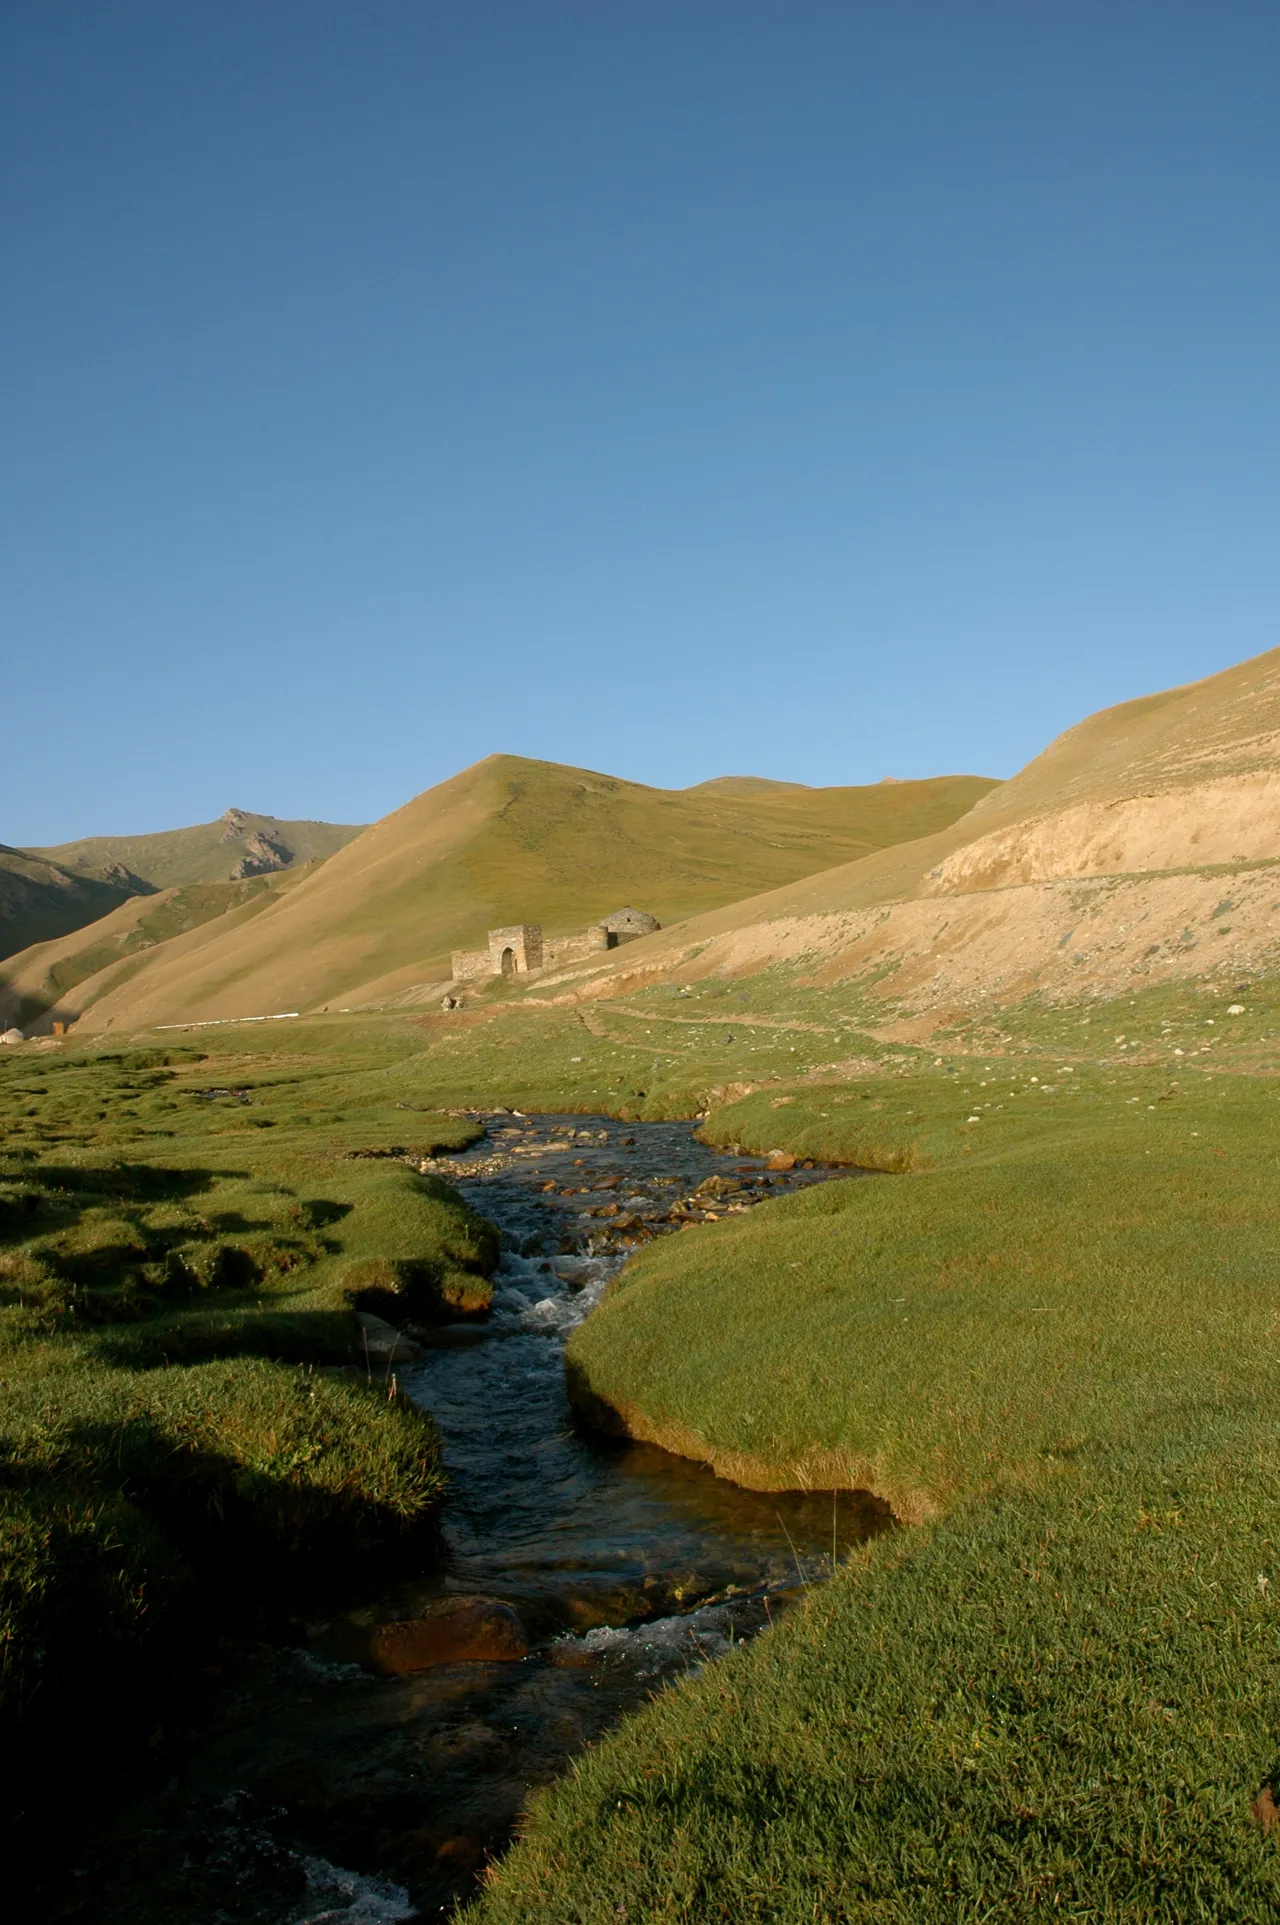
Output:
[{"xmin": 603, "ymin": 1003, "xmax": 840, "ymax": 1035}]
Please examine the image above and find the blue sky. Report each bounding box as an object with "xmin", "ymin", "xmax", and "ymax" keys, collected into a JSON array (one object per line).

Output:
[{"xmin": 3, "ymin": 2, "xmax": 1277, "ymax": 842}]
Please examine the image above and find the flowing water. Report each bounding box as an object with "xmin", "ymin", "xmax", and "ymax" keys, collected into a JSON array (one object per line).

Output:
[{"xmin": 71, "ymin": 1116, "xmax": 889, "ymax": 1924}]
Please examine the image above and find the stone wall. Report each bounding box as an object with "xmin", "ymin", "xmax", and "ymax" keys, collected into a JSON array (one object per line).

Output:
[
  {"xmin": 543, "ymin": 925, "xmax": 611, "ymax": 967},
  {"xmin": 450, "ymin": 908, "xmax": 660, "ymax": 985},
  {"xmin": 450, "ymin": 947, "xmax": 493, "ymax": 982},
  {"xmin": 487, "ymin": 924, "xmax": 544, "ymax": 975},
  {"xmin": 601, "ymin": 907, "xmax": 661, "ymax": 943}
]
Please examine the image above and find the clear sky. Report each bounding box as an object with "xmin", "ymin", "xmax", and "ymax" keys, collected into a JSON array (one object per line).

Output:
[{"xmin": 3, "ymin": 2, "xmax": 1277, "ymax": 843}]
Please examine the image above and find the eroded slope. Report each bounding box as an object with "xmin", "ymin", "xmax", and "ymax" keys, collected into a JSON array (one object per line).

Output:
[{"xmin": 543, "ymin": 647, "xmax": 1280, "ymax": 1026}]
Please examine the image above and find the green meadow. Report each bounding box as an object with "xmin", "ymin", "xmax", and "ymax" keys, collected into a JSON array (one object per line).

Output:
[{"xmin": 5, "ymin": 971, "xmax": 1280, "ymax": 1919}]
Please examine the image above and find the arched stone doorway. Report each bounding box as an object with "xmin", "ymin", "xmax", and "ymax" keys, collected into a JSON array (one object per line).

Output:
[{"xmin": 500, "ymin": 947, "xmax": 516, "ymax": 979}]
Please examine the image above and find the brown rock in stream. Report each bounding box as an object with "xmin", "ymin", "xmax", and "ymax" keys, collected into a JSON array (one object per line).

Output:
[
  {"xmin": 696, "ymin": 1174, "xmax": 746, "ymax": 1198},
  {"xmin": 355, "ymin": 1597, "xmax": 529, "ymax": 1673}
]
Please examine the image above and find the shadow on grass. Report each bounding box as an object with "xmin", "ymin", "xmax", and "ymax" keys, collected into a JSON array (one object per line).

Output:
[
  {"xmin": 0, "ymin": 1160, "xmax": 228, "ymax": 1242},
  {"xmin": 0, "ymin": 1160, "xmax": 354, "ymax": 1328},
  {"xmin": 88, "ymin": 1304, "xmax": 357, "ymax": 1370},
  {"xmin": 0, "ymin": 1382, "xmax": 445, "ymax": 1914}
]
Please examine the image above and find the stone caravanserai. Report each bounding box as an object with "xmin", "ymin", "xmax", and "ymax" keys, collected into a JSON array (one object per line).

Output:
[{"xmin": 450, "ymin": 906, "xmax": 660, "ymax": 984}]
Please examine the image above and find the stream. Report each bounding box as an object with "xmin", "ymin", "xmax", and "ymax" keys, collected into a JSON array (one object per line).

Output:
[{"xmin": 72, "ymin": 1115, "xmax": 889, "ymax": 1924}]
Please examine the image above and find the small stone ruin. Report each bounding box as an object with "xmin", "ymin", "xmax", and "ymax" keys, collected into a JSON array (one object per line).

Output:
[{"xmin": 450, "ymin": 907, "xmax": 660, "ymax": 985}]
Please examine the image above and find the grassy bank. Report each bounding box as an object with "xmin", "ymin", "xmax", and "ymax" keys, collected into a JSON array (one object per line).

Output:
[
  {"xmin": 0, "ymin": 1031, "xmax": 491, "ymax": 1887},
  {"xmin": 468, "ymin": 1021, "xmax": 1280, "ymax": 1916},
  {"xmin": 11, "ymin": 984, "xmax": 1280, "ymax": 1918},
  {"xmin": 470, "ymin": 1415, "xmax": 1280, "ymax": 1921},
  {"xmin": 565, "ymin": 1060, "xmax": 1280, "ymax": 1508}
]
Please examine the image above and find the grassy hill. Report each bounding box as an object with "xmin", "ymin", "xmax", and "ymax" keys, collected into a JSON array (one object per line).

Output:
[
  {"xmin": 25, "ymin": 808, "xmax": 364, "ymax": 890},
  {"xmin": 5, "ymin": 757, "xmax": 994, "ymax": 1034},
  {"xmin": 0, "ymin": 845, "xmax": 148, "ymax": 963},
  {"xmin": 2, "ymin": 811, "xmax": 363, "ymax": 972}
]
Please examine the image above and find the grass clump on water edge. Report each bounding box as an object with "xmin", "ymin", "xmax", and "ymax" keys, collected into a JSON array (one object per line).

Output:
[{"xmin": 0, "ymin": 1361, "xmax": 445, "ymax": 1816}]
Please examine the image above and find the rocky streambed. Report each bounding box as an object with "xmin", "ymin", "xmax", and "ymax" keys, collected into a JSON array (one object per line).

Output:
[{"xmin": 71, "ymin": 1115, "xmax": 888, "ymax": 1925}]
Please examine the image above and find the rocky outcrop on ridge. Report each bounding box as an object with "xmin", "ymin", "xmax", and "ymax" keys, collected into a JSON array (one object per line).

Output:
[{"xmin": 228, "ymin": 828, "xmax": 296, "ymax": 879}]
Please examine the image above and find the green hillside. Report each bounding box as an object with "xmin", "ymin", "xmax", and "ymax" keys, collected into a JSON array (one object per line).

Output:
[
  {"xmin": 13, "ymin": 756, "xmax": 996, "ymax": 1033},
  {"xmin": 3, "ymin": 811, "xmax": 363, "ymax": 972},
  {"xmin": 431, "ymin": 762, "xmax": 997, "ymax": 953},
  {"xmin": 0, "ymin": 845, "xmax": 148, "ymax": 963},
  {"xmin": 26, "ymin": 808, "xmax": 364, "ymax": 891}
]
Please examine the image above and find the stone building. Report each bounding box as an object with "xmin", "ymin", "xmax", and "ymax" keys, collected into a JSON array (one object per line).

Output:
[
  {"xmin": 451, "ymin": 907, "xmax": 660, "ymax": 984},
  {"xmin": 599, "ymin": 907, "xmax": 660, "ymax": 942},
  {"xmin": 487, "ymin": 924, "xmax": 543, "ymax": 978}
]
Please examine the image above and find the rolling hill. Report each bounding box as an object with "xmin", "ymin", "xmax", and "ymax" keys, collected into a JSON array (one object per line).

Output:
[
  {"xmin": 24, "ymin": 808, "xmax": 364, "ymax": 890},
  {"xmin": 0, "ymin": 869, "xmax": 323, "ymax": 1032},
  {"xmin": 541, "ymin": 644, "xmax": 1280, "ymax": 1027},
  {"xmin": 1, "ymin": 810, "xmax": 364, "ymax": 970},
  {"xmin": 0, "ymin": 845, "xmax": 151, "ymax": 962},
  {"xmin": 0, "ymin": 758, "xmax": 995, "ymax": 1033}
]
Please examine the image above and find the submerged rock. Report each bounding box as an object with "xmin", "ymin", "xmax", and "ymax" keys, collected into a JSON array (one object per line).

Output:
[
  {"xmin": 416, "ymin": 1324, "xmax": 491, "ymax": 1348},
  {"xmin": 355, "ymin": 1312, "xmax": 426, "ymax": 1367},
  {"xmin": 355, "ymin": 1597, "xmax": 529, "ymax": 1673}
]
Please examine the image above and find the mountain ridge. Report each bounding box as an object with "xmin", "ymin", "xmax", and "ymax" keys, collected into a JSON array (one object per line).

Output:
[
  {"xmin": 24, "ymin": 808, "xmax": 364, "ymax": 891},
  {"xmin": 1, "ymin": 758, "xmax": 995, "ymax": 1032},
  {"xmin": 0, "ymin": 844, "xmax": 151, "ymax": 963}
]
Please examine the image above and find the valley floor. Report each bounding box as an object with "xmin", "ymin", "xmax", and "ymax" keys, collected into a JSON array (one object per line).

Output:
[{"xmin": 4, "ymin": 970, "xmax": 1280, "ymax": 1918}]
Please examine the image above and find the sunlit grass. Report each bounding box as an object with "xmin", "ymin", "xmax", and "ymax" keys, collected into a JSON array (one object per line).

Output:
[{"xmin": 469, "ymin": 1034, "xmax": 1280, "ymax": 1919}]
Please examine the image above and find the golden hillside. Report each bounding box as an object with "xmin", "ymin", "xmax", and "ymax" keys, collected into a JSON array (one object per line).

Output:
[
  {"xmin": 2, "ymin": 757, "xmax": 993, "ymax": 1033},
  {"xmin": 0, "ymin": 869, "xmax": 318, "ymax": 1034}
]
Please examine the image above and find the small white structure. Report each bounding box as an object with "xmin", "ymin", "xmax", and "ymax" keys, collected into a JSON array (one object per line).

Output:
[{"xmin": 1, "ymin": 1027, "xmax": 24, "ymax": 1046}]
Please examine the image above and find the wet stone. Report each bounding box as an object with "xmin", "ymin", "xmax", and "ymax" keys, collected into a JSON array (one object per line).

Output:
[
  {"xmin": 356, "ymin": 1312, "xmax": 426, "ymax": 1366},
  {"xmin": 349, "ymin": 1599, "xmax": 530, "ymax": 1674}
]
